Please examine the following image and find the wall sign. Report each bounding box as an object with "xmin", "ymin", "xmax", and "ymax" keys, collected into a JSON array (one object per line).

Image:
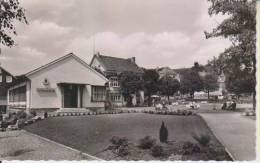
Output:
[{"xmin": 37, "ymin": 88, "xmax": 55, "ymax": 92}]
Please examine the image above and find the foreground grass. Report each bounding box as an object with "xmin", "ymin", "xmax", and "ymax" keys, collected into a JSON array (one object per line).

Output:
[{"xmin": 24, "ymin": 113, "xmax": 231, "ymax": 161}]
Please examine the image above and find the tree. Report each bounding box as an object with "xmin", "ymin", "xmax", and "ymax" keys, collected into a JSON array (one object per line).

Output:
[
  {"xmin": 119, "ymin": 71, "xmax": 144, "ymax": 107},
  {"xmin": 180, "ymin": 69, "xmax": 204, "ymax": 99},
  {"xmin": 143, "ymin": 69, "xmax": 159, "ymax": 106},
  {"xmin": 159, "ymin": 121, "xmax": 168, "ymax": 143},
  {"xmin": 192, "ymin": 62, "xmax": 204, "ymax": 72},
  {"xmin": 159, "ymin": 75, "xmax": 180, "ymax": 101},
  {"xmin": 205, "ymin": 0, "xmax": 256, "ymax": 109},
  {"xmin": 203, "ymin": 73, "xmax": 219, "ymax": 99},
  {"xmin": 0, "ymin": 0, "xmax": 28, "ymax": 48}
]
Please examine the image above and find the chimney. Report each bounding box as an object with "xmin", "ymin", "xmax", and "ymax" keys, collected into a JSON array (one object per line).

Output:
[{"xmin": 129, "ymin": 57, "xmax": 135, "ymax": 63}]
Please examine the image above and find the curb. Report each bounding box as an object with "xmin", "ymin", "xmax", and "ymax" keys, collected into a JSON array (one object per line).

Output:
[
  {"xmin": 21, "ymin": 130, "xmax": 103, "ymax": 161},
  {"xmin": 196, "ymin": 114, "xmax": 235, "ymax": 161}
]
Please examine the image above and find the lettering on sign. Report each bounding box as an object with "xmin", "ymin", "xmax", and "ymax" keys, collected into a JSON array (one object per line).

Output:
[{"xmin": 37, "ymin": 88, "xmax": 55, "ymax": 92}]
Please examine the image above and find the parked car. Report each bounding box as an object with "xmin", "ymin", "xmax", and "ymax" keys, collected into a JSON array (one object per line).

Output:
[
  {"xmin": 200, "ymin": 101, "xmax": 208, "ymax": 104},
  {"xmin": 171, "ymin": 102, "xmax": 179, "ymax": 106},
  {"xmin": 185, "ymin": 102, "xmax": 200, "ymax": 109}
]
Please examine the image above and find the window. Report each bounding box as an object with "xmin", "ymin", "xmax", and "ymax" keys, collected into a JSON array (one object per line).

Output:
[
  {"xmin": 91, "ymin": 86, "xmax": 105, "ymax": 102},
  {"xmin": 0, "ymin": 75, "xmax": 2, "ymax": 83},
  {"xmin": 6, "ymin": 76, "xmax": 12, "ymax": 83},
  {"xmin": 109, "ymin": 77, "xmax": 119, "ymax": 87},
  {"xmin": 9, "ymin": 86, "xmax": 26, "ymax": 102},
  {"xmin": 111, "ymin": 94, "xmax": 121, "ymax": 102}
]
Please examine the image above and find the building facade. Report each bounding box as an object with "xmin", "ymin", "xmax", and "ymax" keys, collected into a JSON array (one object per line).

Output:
[
  {"xmin": 7, "ymin": 53, "xmax": 108, "ymax": 113},
  {"xmin": 0, "ymin": 67, "xmax": 14, "ymax": 113},
  {"xmin": 90, "ymin": 53, "xmax": 144, "ymax": 107}
]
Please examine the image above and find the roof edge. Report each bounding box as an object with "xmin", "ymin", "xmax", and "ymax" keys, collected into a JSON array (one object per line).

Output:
[{"xmin": 25, "ymin": 53, "xmax": 108, "ymax": 82}]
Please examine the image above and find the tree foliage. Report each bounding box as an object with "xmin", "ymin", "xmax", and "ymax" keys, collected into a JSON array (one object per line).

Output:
[
  {"xmin": 142, "ymin": 69, "xmax": 159, "ymax": 106},
  {"xmin": 119, "ymin": 71, "xmax": 144, "ymax": 106},
  {"xmin": 159, "ymin": 75, "xmax": 180, "ymax": 100},
  {"xmin": 203, "ymin": 73, "xmax": 219, "ymax": 99},
  {"xmin": 180, "ymin": 69, "xmax": 204, "ymax": 98},
  {"xmin": 206, "ymin": 0, "xmax": 256, "ymax": 107},
  {"xmin": 0, "ymin": 0, "xmax": 28, "ymax": 48}
]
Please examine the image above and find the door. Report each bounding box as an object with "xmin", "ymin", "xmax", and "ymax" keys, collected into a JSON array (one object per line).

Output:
[{"xmin": 63, "ymin": 84, "xmax": 78, "ymax": 108}]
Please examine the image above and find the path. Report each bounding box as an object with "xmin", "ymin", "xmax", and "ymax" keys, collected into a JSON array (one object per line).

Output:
[
  {"xmin": 0, "ymin": 130, "xmax": 99, "ymax": 160},
  {"xmin": 199, "ymin": 113, "xmax": 256, "ymax": 161}
]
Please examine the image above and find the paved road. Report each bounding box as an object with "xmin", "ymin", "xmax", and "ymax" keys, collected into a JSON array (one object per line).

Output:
[{"xmin": 199, "ymin": 113, "xmax": 256, "ymax": 161}]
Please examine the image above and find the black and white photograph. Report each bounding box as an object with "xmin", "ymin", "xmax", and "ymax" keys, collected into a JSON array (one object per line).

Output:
[{"xmin": 0, "ymin": 0, "xmax": 257, "ymax": 161}]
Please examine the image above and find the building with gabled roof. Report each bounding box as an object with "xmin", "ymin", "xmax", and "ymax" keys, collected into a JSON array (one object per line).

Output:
[
  {"xmin": 90, "ymin": 53, "xmax": 144, "ymax": 107},
  {"xmin": 7, "ymin": 53, "xmax": 108, "ymax": 113},
  {"xmin": 0, "ymin": 66, "xmax": 15, "ymax": 114}
]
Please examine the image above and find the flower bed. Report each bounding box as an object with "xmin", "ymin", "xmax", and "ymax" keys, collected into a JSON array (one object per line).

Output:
[
  {"xmin": 48, "ymin": 110, "xmax": 139, "ymax": 118},
  {"xmin": 143, "ymin": 110, "xmax": 195, "ymax": 116}
]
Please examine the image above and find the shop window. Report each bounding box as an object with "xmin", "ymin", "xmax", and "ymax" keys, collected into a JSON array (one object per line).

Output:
[{"xmin": 91, "ymin": 86, "xmax": 105, "ymax": 102}]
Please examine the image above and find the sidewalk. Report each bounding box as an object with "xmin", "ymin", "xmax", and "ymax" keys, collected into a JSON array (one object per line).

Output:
[
  {"xmin": 199, "ymin": 113, "xmax": 256, "ymax": 161},
  {"xmin": 0, "ymin": 130, "xmax": 98, "ymax": 160}
]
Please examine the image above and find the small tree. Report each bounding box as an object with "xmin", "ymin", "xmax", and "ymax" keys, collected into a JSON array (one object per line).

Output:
[
  {"xmin": 203, "ymin": 74, "xmax": 219, "ymax": 99},
  {"xmin": 159, "ymin": 76, "xmax": 180, "ymax": 101},
  {"xmin": 180, "ymin": 69, "xmax": 204, "ymax": 99},
  {"xmin": 143, "ymin": 69, "xmax": 160, "ymax": 106},
  {"xmin": 159, "ymin": 121, "xmax": 168, "ymax": 143},
  {"xmin": 119, "ymin": 71, "xmax": 144, "ymax": 107}
]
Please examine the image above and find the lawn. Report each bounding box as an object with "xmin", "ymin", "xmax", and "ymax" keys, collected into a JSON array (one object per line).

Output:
[{"xmin": 24, "ymin": 113, "xmax": 231, "ymax": 161}]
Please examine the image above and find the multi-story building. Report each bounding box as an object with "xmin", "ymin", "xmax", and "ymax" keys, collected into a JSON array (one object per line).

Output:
[
  {"xmin": 90, "ymin": 53, "xmax": 144, "ymax": 107},
  {"xmin": 0, "ymin": 66, "xmax": 14, "ymax": 113}
]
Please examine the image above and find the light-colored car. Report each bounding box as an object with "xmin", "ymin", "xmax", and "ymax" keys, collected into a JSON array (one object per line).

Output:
[
  {"xmin": 185, "ymin": 102, "xmax": 200, "ymax": 109},
  {"xmin": 171, "ymin": 102, "xmax": 179, "ymax": 106},
  {"xmin": 200, "ymin": 101, "xmax": 208, "ymax": 104}
]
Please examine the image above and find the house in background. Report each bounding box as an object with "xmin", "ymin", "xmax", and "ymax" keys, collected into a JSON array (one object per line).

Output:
[
  {"xmin": 90, "ymin": 53, "xmax": 144, "ymax": 107},
  {"xmin": 0, "ymin": 66, "xmax": 14, "ymax": 114},
  {"xmin": 7, "ymin": 53, "xmax": 108, "ymax": 113}
]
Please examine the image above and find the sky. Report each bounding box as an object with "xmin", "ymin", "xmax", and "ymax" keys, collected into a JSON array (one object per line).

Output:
[{"xmin": 0, "ymin": 0, "xmax": 231, "ymax": 75}]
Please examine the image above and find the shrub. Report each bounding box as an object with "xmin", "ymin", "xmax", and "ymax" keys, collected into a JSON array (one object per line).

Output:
[
  {"xmin": 110, "ymin": 136, "xmax": 130, "ymax": 157},
  {"xmin": 138, "ymin": 136, "xmax": 156, "ymax": 149},
  {"xmin": 16, "ymin": 111, "xmax": 27, "ymax": 119},
  {"xmin": 151, "ymin": 145, "xmax": 165, "ymax": 157},
  {"xmin": 30, "ymin": 110, "xmax": 37, "ymax": 117},
  {"xmin": 117, "ymin": 145, "xmax": 130, "ymax": 157},
  {"xmin": 105, "ymin": 100, "xmax": 112, "ymax": 110},
  {"xmin": 110, "ymin": 136, "xmax": 129, "ymax": 146},
  {"xmin": 192, "ymin": 133, "xmax": 211, "ymax": 147},
  {"xmin": 182, "ymin": 141, "xmax": 201, "ymax": 155},
  {"xmin": 159, "ymin": 121, "xmax": 168, "ymax": 143}
]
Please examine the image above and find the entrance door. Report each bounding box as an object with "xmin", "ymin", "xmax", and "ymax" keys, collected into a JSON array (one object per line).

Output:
[{"xmin": 63, "ymin": 84, "xmax": 78, "ymax": 108}]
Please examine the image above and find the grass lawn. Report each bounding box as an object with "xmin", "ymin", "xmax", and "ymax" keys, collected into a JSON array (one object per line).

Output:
[{"xmin": 24, "ymin": 113, "xmax": 231, "ymax": 161}]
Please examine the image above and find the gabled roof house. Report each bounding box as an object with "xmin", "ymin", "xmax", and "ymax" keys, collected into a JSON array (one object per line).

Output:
[
  {"xmin": 0, "ymin": 66, "xmax": 15, "ymax": 113},
  {"xmin": 90, "ymin": 53, "xmax": 144, "ymax": 107},
  {"xmin": 7, "ymin": 53, "xmax": 108, "ymax": 113}
]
